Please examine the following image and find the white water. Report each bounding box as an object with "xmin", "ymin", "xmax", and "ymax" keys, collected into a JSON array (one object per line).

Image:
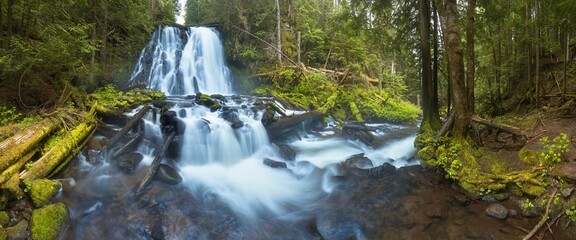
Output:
[
  {"xmin": 123, "ymin": 26, "xmax": 418, "ymax": 224},
  {"xmin": 129, "ymin": 26, "xmax": 232, "ymax": 95}
]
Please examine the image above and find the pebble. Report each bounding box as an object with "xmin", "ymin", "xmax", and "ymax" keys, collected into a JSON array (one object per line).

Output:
[{"xmin": 485, "ymin": 203, "xmax": 509, "ymax": 220}]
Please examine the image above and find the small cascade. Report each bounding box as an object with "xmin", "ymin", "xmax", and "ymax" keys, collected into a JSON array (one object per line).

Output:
[{"xmin": 129, "ymin": 26, "xmax": 232, "ymax": 95}]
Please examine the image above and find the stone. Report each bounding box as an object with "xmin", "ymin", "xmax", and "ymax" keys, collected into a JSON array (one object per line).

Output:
[
  {"xmin": 5, "ymin": 220, "xmax": 28, "ymax": 240},
  {"xmin": 154, "ymin": 164, "xmax": 182, "ymax": 185},
  {"xmin": 273, "ymin": 144, "xmax": 297, "ymax": 161},
  {"xmin": 485, "ymin": 203, "xmax": 509, "ymax": 220},
  {"xmin": 263, "ymin": 158, "xmax": 287, "ymax": 169},
  {"xmin": 551, "ymin": 162, "xmax": 576, "ymax": 180},
  {"xmin": 0, "ymin": 226, "xmax": 6, "ymax": 240},
  {"xmin": 560, "ymin": 187, "xmax": 574, "ymax": 197},
  {"xmin": 344, "ymin": 153, "xmax": 374, "ymax": 169},
  {"xmin": 453, "ymin": 194, "xmax": 470, "ymax": 206},
  {"xmin": 116, "ymin": 152, "xmax": 144, "ymax": 173},
  {"xmin": 221, "ymin": 108, "xmax": 244, "ymax": 129},
  {"xmin": 29, "ymin": 179, "xmax": 61, "ymax": 208},
  {"xmin": 509, "ymin": 209, "xmax": 518, "ymax": 217},
  {"xmin": 30, "ymin": 203, "xmax": 68, "ymax": 240}
]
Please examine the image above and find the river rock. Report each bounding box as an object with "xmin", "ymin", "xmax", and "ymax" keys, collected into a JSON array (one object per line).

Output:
[
  {"xmin": 344, "ymin": 153, "xmax": 374, "ymax": 169},
  {"xmin": 154, "ymin": 164, "xmax": 182, "ymax": 185},
  {"xmin": 30, "ymin": 203, "xmax": 68, "ymax": 240},
  {"xmin": 551, "ymin": 162, "xmax": 576, "ymax": 180},
  {"xmin": 221, "ymin": 108, "xmax": 244, "ymax": 129},
  {"xmin": 560, "ymin": 187, "xmax": 574, "ymax": 197},
  {"xmin": 30, "ymin": 179, "xmax": 61, "ymax": 208},
  {"xmin": 116, "ymin": 152, "xmax": 144, "ymax": 173},
  {"xmin": 273, "ymin": 144, "xmax": 296, "ymax": 161},
  {"xmin": 485, "ymin": 203, "xmax": 509, "ymax": 220},
  {"xmin": 263, "ymin": 158, "xmax": 287, "ymax": 169},
  {"xmin": 5, "ymin": 219, "xmax": 27, "ymax": 240}
]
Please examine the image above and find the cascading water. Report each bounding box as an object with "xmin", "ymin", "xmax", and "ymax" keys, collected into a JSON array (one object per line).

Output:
[
  {"xmin": 55, "ymin": 26, "xmax": 423, "ymax": 239},
  {"xmin": 129, "ymin": 26, "xmax": 233, "ymax": 95}
]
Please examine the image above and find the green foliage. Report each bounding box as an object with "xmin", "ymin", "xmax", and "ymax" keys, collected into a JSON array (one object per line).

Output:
[
  {"xmin": 522, "ymin": 199, "xmax": 535, "ymax": 209},
  {"xmin": 0, "ymin": 106, "xmax": 23, "ymax": 126},
  {"xmin": 431, "ymin": 143, "xmax": 463, "ymax": 180},
  {"xmin": 540, "ymin": 133, "xmax": 570, "ymax": 167},
  {"xmin": 566, "ymin": 205, "xmax": 576, "ymax": 221},
  {"xmin": 23, "ymin": 179, "xmax": 32, "ymax": 193}
]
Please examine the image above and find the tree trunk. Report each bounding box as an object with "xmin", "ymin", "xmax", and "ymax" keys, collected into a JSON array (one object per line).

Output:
[
  {"xmin": 564, "ymin": 33, "xmax": 569, "ymax": 101},
  {"xmin": 432, "ymin": 0, "xmax": 440, "ymax": 117},
  {"xmin": 535, "ymin": 2, "xmax": 540, "ymax": 106},
  {"xmin": 7, "ymin": 0, "xmax": 15, "ymax": 38},
  {"xmin": 420, "ymin": 0, "xmax": 441, "ymax": 130},
  {"xmin": 0, "ymin": 117, "xmax": 60, "ymax": 174},
  {"xmin": 276, "ymin": 0, "xmax": 282, "ymax": 62},
  {"xmin": 465, "ymin": 0, "xmax": 476, "ymax": 114},
  {"xmin": 435, "ymin": 0, "xmax": 470, "ymax": 140}
]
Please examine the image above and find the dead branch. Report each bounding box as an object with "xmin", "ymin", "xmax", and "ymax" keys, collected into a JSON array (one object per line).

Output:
[
  {"xmin": 133, "ymin": 131, "xmax": 177, "ymax": 199},
  {"xmin": 522, "ymin": 188, "xmax": 558, "ymax": 240},
  {"xmin": 471, "ymin": 115, "xmax": 527, "ymax": 138},
  {"xmin": 106, "ymin": 105, "xmax": 151, "ymax": 148}
]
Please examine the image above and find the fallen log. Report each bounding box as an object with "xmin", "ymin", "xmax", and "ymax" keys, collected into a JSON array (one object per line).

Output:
[
  {"xmin": 0, "ymin": 117, "xmax": 60, "ymax": 173},
  {"xmin": 107, "ymin": 105, "xmax": 151, "ymax": 148},
  {"xmin": 133, "ymin": 131, "xmax": 177, "ymax": 199},
  {"xmin": 20, "ymin": 120, "xmax": 96, "ymax": 181},
  {"xmin": 265, "ymin": 110, "xmax": 324, "ymax": 140},
  {"xmin": 111, "ymin": 130, "xmax": 143, "ymax": 159},
  {"xmin": 470, "ymin": 115, "xmax": 526, "ymax": 137}
]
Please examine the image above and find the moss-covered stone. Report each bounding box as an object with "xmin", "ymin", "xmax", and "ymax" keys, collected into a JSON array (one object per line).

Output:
[
  {"xmin": 29, "ymin": 179, "xmax": 61, "ymax": 208},
  {"xmin": 30, "ymin": 202, "xmax": 68, "ymax": 240},
  {"xmin": 519, "ymin": 147, "xmax": 541, "ymax": 165},
  {"xmin": 0, "ymin": 225, "xmax": 6, "ymax": 240},
  {"xmin": 5, "ymin": 220, "xmax": 27, "ymax": 240},
  {"xmin": 0, "ymin": 211, "xmax": 8, "ymax": 226}
]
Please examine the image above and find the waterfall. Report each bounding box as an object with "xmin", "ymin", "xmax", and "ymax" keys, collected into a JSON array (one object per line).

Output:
[{"xmin": 129, "ymin": 26, "xmax": 233, "ymax": 95}]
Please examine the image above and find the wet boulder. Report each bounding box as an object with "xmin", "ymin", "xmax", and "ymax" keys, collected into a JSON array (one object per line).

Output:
[
  {"xmin": 30, "ymin": 203, "xmax": 69, "ymax": 240},
  {"xmin": 160, "ymin": 110, "xmax": 186, "ymax": 134},
  {"xmin": 344, "ymin": 153, "xmax": 374, "ymax": 169},
  {"xmin": 485, "ymin": 203, "xmax": 509, "ymax": 220},
  {"xmin": 154, "ymin": 164, "xmax": 182, "ymax": 185},
  {"xmin": 263, "ymin": 158, "xmax": 287, "ymax": 169},
  {"xmin": 273, "ymin": 144, "xmax": 297, "ymax": 161},
  {"xmin": 221, "ymin": 108, "xmax": 244, "ymax": 129},
  {"xmin": 116, "ymin": 152, "xmax": 144, "ymax": 173}
]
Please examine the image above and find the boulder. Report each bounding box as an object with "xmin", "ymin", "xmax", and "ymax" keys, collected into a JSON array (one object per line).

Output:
[
  {"xmin": 344, "ymin": 153, "xmax": 374, "ymax": 169},
  {"xmin": 273, "ymin": 144, "xmax": 297, "ymax": 161},
  {"xmin": 4, "ymin": 220, "xmax": 27, "ymax": 240},
  {"xmin": 30, "ymin": 203, "xmax": 68, "ymax": 240},
  {"xmin": 551, "ymin": 162, "xmax": 576, "ymax": 180},
  {"xmin": 485, "ymin": 203, "xmax": 509, "ymax": 220},
  {"xmin": 221, "ymin": 108, "xmax": 244, "ymax": 129},
  {"xmin": 263, "ymin": 158, "xmax": 287, "ymax": 169},
  {"xmin": 116, "ymin": 152, "xmax": 144, "ymax": 173},
  {"xmin": 29, "ymin": 179, "xmax": 61, "ymax": 208},
  {"xmin": 154, "ymin": 164, "xmax": 182, "ymax": 185}
]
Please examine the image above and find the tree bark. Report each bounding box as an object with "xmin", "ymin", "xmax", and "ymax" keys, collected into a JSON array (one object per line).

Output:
[
  {"xmin": 106, "ymin": 105, "xmax": 151, "ymax": 148},
  {"xmin": 435, "ymin": 0, "xmax": 470, "ymax": 140},
  {"xmin": 7, "ymin": 0, "xmax": 15, "ymax": 38},
  {"xmin": 420, "ymin": 0, "xmax": 441, "ymax": 130},
  {"xmin": 465, "ymin": 0, "xmax": 476, "ymax": 114},
  {"xmin": 276, "ymin": 0, "xmax": 282, "ymax": 62},
  {"xmin": 0, "ymin": 117, "xmax": 60, "ymax": 174}
]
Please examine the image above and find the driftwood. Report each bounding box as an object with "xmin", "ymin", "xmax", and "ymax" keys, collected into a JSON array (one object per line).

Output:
[
  {"xmin": 133, "ymin": 131, "xmax": 177, "ymax": 198},
  {"xmin": 0, "ymin": 117, "xmax": 60, "ymax": 173},
  {"xmin": 20, "ymin": 120, "xmax": 97, "ymax": 181},
  {"xmin": 265, "ymin": 110, "xmax": 324, "ymax": 140},
  {"xmin": 107, "ymin": 105, "xmax": 150, "ymax": 148},
  {"xmin": 470, "ymin": 115, "xmax": 526, "ymax": 137}
]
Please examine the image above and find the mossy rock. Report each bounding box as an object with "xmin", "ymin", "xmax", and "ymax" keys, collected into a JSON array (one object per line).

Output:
[
  {"xmin": 29, "ymin": 179, "xmax": 61, "ymax": 208},
  {"xmin": 519, "ymin": 148, "xmax": 541, "ymax": 165},
  {"xmin": 0, "ymin": 225, "xmax": 6, "ymax": 240},
  {"xmin": 30, "ymin": 202, "xmax": 68, "ymax": 240},
  {"xmin": 0, "ymin": 211, "xmax": 8, "ymax": 226},
  {"xmin": 417, "ymin": 146, "xmax": 436, "ymax": 162},
  {"xmin": 4, "ymin": 220, "xmax": 27, "ymax": 240}
]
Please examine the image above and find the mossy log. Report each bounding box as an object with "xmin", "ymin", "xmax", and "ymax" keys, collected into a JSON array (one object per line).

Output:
[
  {"xmin": 0, "ymin": 117, "xmax": 60, "ymax": 174},
  {"xmin": 20, "ymin": 120, "xmax": 96, "ymax": 181},
  {"xmin": 107, "ymin": 104, "xmax": 151, "ymax": 148},
  {"xmin": 0, "ymin": 149, "xmax": 37, "ymax": 186},
  {"xmin": 133, "ymin": 131, "xmax": 177, "ymax": 199},
  {"xmin": 471, "ymin": 115, "xmax": 526, "ymax": 138},
  {"xmin": 266, "ymin": 110, "xmax": 324, "ymax": 140}
]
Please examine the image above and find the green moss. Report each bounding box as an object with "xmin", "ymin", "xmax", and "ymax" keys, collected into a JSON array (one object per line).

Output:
[
  {"xmin": 0, "ymin": 211, "xmax": 8, "ymax": 226},
  {"xmin": 519, "ymin": 148, "xmax": 541, "ymax": 165},
  {"xmin": 29, "ymin": 179, "xmax": 61, "ymax": 207},
  {"xmin": 0, "ymin": 225, "xmax": 6, "ymax": 240},
  {"xmin": 30, "ymin": 202, "xmax": 68, "ymax": 240},
  {"xmin": 90, "ymin": 85, "xmax": 165, "ymax": 113}
]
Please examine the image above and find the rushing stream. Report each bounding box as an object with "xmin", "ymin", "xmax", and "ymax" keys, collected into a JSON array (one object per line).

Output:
[{"xmin": 54, "ymin": 26, "xmax": 540, "ymax": 239}]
